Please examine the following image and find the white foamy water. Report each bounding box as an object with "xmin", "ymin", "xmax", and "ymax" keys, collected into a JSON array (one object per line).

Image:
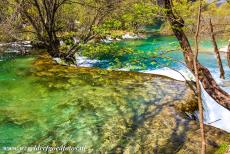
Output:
[
  {"xmin": 141, "ymin": 67, "xmax": 195, "ymax": 81},
  {"xmin": 116, "ymin": 65, "xmax": 230, "ymax": 132},
  {"xmin": 201, "ymin": 86, "xmax": 230, "ymax": 132},
  {"xmin": 142, "ymin": 67, "xmax": 230, "ymax": 132},
  {"xmin": 76, "ymin": 56, "xmax": 101, "ymax": 67},
  {"xmin": 53, "ymin": 56, "xmax": 108, "ymax": 67},
  {"xmin": 75, "ymin": 56, "xmax": 108, "ymax": 67},
  {"xmin": 67, "ymin": 57, "xmax": 230, "ymax": 132}
]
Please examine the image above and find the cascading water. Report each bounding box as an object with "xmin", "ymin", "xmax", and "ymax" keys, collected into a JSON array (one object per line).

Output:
[
  {"xmin": 1, "ymin": 36, "xmax": 230, "ymax": 152},
  {"xmin": 141, "ymin": 66, "xmax": 230, "ymax": 133},
  {"xmin": 120, "ymin": 35, "xmax": 230, "ymax": 132},
  {"xmin": 73, "ymin": 52, "xmax": 230, "ymax": 132},
  {"xmin": 73, "ymin": 35, "xmax": 230, "ymax": 133},
  {"xmin": 201, "ymin": 85, "xmax": 230, "ymax": 132}
]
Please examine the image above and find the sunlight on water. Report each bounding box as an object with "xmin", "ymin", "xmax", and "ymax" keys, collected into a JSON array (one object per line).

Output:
[
  {"xmin": 118, "ymin": 36, "xmax": 230, "ymax": 133},
  {"xmin": 1, "ymin": 35, "xmax": 230, "ymax": 153},
  {"xmin": 0, "ymin": 52, "xmax": 199, "ymax": 153}
]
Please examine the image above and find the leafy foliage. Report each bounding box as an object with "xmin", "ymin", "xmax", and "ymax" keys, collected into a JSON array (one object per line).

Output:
[{"xmin": 81, "ymin": 43, "xmax": 131, "ymax": 60}]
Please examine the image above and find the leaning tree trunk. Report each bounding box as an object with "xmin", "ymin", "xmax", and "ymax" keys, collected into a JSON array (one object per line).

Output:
[
  {"xmin": 227, "ymin": 42, "xmax": 230, "ymax": 68},
  {"xmin": 209, "ymin": 19, "xmax": 225, "ymax": 79},
  {"xmin": 163, "ymin": 0, "xmax": 230, "ymax": 110}
]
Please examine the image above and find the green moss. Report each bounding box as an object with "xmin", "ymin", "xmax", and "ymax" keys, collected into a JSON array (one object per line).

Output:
[
  {"xmin": 215, "ymin": 143, "xmax": 229, "ymax": 154},
  {"xmin": 1, "ymin": 53, "xmax": 230, "ymax": 153}
]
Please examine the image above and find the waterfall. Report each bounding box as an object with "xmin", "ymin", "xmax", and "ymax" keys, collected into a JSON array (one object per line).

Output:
[
  {"xmin": 201, "ymin": 85, "xmax": 230, "ymax": 132},
  {"xmin": 66, "ymin": 54, "xmax": 230, "ymax": 132},
  {"xmin": 142, "ymin": 67, "xmax": 230, "ymax": 132}
]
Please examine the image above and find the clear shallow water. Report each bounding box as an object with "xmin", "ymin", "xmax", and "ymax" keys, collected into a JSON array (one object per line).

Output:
[
  {"xmin": 0, "ymin": 52, "xmax": 197, "ymax": 153},
  {"xmin": 78, "ymin": 35, "xmax": 230, "ymax": 132},
  {"xmin": 116, "ymin": 35, "xmax": 230, "ymax": 132},
  {"xmin": 1, "ymin": 35, "xmax": 230, "ymax": 153}
]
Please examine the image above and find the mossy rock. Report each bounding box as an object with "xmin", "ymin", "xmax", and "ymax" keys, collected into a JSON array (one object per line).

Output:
[
  {"xmin": 24, "ymin": 52, "xmax": 230, "ymax": 154},
  {"xmin": 174, "ymin": 88, "xmax": 198, "ymax": 113}
]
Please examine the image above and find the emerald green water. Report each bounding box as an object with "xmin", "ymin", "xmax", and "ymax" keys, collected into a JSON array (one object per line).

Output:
[
  {"xmin": 1, "ymin": 35, "xmax": 230, "ymax": 153},
  {"xmin": 0, "ymin": 52, "xmax": 193, "ymax": 153},
  {"xmin": 117, "ymin": 35, "xmax": 230, "ymax": 79}
]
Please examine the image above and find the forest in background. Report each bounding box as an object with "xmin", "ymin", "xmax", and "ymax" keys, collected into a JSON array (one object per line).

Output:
[{"xmin": 1, "ymin": 0, "xmax": 230, "ymax": 59}]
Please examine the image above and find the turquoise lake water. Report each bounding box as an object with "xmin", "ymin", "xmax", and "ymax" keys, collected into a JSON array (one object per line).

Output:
[
  {"xmin": 0, "ymin": 35, "xmax": 230, "ymax": 153},
  {"xmin": 117, "ymin": 35, "xmax": 230, "ymax": 80},
  {"xmin": 0, "ymin": 51, "xmax": 193, "ymax": 153}
]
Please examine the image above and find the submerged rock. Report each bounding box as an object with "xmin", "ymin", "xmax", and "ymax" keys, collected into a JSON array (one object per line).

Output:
[
  {"xmin": 0, "ymin": 53, "xmax": 229, "ymax": 153},
  {"xmin": 15, "ymin": 55, "xmax": 229, "ymax": 153}
]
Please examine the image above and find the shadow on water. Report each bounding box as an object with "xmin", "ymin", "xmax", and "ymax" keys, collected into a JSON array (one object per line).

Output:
[
  {"xmin": 23, "ymin": 54, "xmax": 192, "ymax": 153},
  {"xmin": 110, "ymin": 101, "xmax": 164, "ymax": 153},
  {"xmin": 109, "ymin": 95, "xmax": 191, "ymax": 154},
  {"xmin": 0, "ymin": 53, "xmax": 230, "ymax": 154}
]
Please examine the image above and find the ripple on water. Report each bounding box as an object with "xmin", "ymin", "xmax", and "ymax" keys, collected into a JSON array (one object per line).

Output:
[{"xmin": 0, "ymin": 53, "xmax": 229, "ymax": 153}]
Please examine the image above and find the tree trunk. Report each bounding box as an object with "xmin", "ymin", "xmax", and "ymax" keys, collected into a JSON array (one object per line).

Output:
[
  {"xmin": 47, "ymin": 39, "xmax": 60, "ymax": 57},
  {"xmin": 194, "ymin": 1, "xmax": 206, "ymax": 153},
  {"xmin": 227, "ymin": 41, "xmax": 230, "ymax": 68},
  {"xmin": 163, "ymin": 0, "xmax": 230, "ymax": 110},
  {"xmin": 47, "ymin": 38, "xmax": 76, "ymax": 64},
  {"xmin": 209, "ymin": 19, "xmax": 225, "ymax": 79}
]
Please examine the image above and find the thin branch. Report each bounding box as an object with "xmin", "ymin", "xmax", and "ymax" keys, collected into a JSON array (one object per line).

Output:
[{"xmin": 193, "ymin": 0, "xmax": 206, "ymax": 153}]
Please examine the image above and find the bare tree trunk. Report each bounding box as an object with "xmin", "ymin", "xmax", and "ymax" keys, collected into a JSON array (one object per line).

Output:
[
  {"xmin": 227, "ymin": 41, "xmax": 230, "ymax": 68},
  {"xmin": 209, "ymin": 19, "xmax": 225, "ymax": 79},
  {"xmin": 17, "ymin": 0, "xmax": 73, "ymax": 61},
  {"xmin": 163, "ymin": 0, "xmax": 230, "ymax": 110},
  {"xmin": 194, "ymin": 1, "xmax": 206, "ymax": 153}
]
